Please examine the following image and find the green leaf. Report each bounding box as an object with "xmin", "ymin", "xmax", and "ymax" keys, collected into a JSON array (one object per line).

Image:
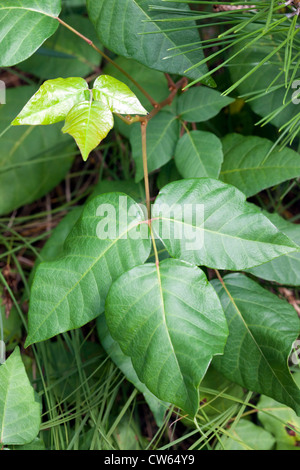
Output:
[
  {"xmin": 25, "ymin": 193, "xmax": 151, "ymax": 347},
  {"xmin": 177, "ymin": 87, "xmax": 234, "ymax": 122},
  {"xmin": 9, "ymin": 437, "xmax": 46, "ymax": 451},
  {"xmin": 105, "ymin": 259, "xmax": 228, "ymax": 416},
  {"xmin": 152, "ymin": 178, "xmax": 298, "ymax": 270},
  {"xmin": 216, "ymin": 419, "xmax": 275, "ymax": 450},
  {"xmin": 12, "ymin": 77, "xmax": 89, "ymax": 126},
  {"xmin": 86, "ymin": 0, "xmax": 214, "ymax": 86},
  {"xmin": 258, "ymin": 386, "xmax": 300, "ymax": 450},
  {"xmin": 130, "ymin": 111, "xmax": 180, "ymax": 182},
  {"xmin": 93, "ymin": 75, "xmax": 147, "ymax": 115},
  {"xmin": 29, "ymin": 207, "xmax": 83, "ymax": 286},
  {"xmin": 247, "ymin": 211, "xmax": 300, "ymax": 286},
  {"xmin": 0, "ymin": 86, "xmax": 74, "ymax": 216},
  {"xmin": 220, "ymin": 134, "xmax": 300, "ymax": 197},
  {"xmin": 212, "ymin": 273, "xmax": 300, "ymax": 416},
  {"xmin": 174, "ymin": 130, "xmax": 223, "ymax": 179},
  {"xmin": 0, "ymin": 348, "xmax": 41, "ymax": 446},
  {"xmin": 18, "ymin": 15, "xmax": 103, "ymax": 79},
  {"xmin": 62, "ymin": 101, "xmax": 114, "ymax": 161},
  {"xmin": 0, "ymin": 0, "xmax": 61, "ymax": 66},
  {"xmin": 96, "ymin": 313, "xmax": 168, "ymax": 427}
]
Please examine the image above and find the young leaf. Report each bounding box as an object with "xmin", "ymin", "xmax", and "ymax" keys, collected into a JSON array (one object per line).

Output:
[
  {"xmin": 1, "ymin": 86, "xmax": 74, "ymax": 216},
  {"xmin": 86, "ymin": 0, "xmax": 214, "ymax": 86},
  {"xmin": 97, "ymin": 314, "xmax": 168, "ymax": 427},
  {"xmin": 246, "ymin": 211, "xmax": 300, "ymax": 286},
  {"xmin": 177, "ymin": 87, "xmax": 234, "ymax": 122},
  {"xmin": 212, "ymin": 273, "xmax": 300, "ymax": 416},
  {"xmin": 220, "ymin": 134, "xmax": 300, "ymax": 197},
  {"xmin": 105, "ymin": 259, "xmax": 228, "ymax": 417},
  {"xmin": 62, "ymin": 101, "xmax": 114, "ymax": 161},
  {"xmin": 0, "ymin": 348, "xmax": 40, "ymax": 446},
  {"xmin": 175, "ymin": 130, "xmax": 223, "ymax": 179},
  {"xmin": 12, "ymin": 78, "xmax": 89, "ymax": 126},
  {"xmin": 93, "ymin": 75, "xmax": 147, "ymax": 115},
  {"xmin": 0, "ymin": 0, "xmax": 61, "ymax": 66},
  {"xmin": 152, "ymin": 178, "xmax": 298, "ymax": 270},
  {"xmin": 129, "ymin": 112, "xmax": 180, "ymax": 182},
  {"xmin": 25, "ymin": 193, "xmax": 151, "ymax": 347}
]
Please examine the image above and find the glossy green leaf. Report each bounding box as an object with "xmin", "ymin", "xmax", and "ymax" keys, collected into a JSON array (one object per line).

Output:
[
  {"xmin": 12, "ymin": 78, "xmax": 88, "ymax": 126},
  {"xmin": 0, "ymin": 87, "xmax": 74, "ymax": 216},
  {"xmin": 25, "ymin": 193, "xmax": 151, "ymax": 347},
  {"xmin": 62, "ymin": 101, "xmax": 114, "ymax": 161},
  {"xmin": 86, "ymin": 0, "xmax": 214, "ymax": 86},
  {"xmin": 175, "ymin": 130, "xmax": 223, "ymax": 179},
  {"xmin": 247, "ymin": 211, "xmax": 300, "ymax": 286},
  {"xmin": 0, "ymin": 0, "xmax": 61, "ymax": 66},
  {"xmin": 152, "ymin": 178, "xmax": 298, "ymax": 270},
  {"xmin": 93, "ymin": 75, "xmax": 147, "ymax": 115},
  {"xmin": 216, "ymin": 419, "xmax": 275, "ymax": 450},
  {"xmin": 220, "ymin": 134, "xmax": 300, "ymax": 197},
  {"xmin": 0, "ymin": 348, "xmax": 40, "ymax": 445},
  {"xmin": 97, "ymin": 313, "xmax": 168, "ymax": 426},
  {"xmin": 258, "ymin": 387, "xmax": 300, "ymax": 450},
  {"xmin": 212, "ymin": 273, "xmax": 300, "ymax": 416},
  {"xmin": 177, "ymin": 87, "xmax": 234, "ymax": 122},
  {"xmin": 105, "ymin": 259, "xmax": 228, "ymax": 416},
  {"xmin": 130, "ymin": 112, "xmax": 180, "ymax": 182},
  {"xmin": 18, "ymin": 15, "xmax": 103, "ymax": 79}
]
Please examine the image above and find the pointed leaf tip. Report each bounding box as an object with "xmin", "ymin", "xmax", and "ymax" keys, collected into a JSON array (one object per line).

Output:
[{"xmin": 62, "ymin": 101, "xmax": 114, "ymax": 160}]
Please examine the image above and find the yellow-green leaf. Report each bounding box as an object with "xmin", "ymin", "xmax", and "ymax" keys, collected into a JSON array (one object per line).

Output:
[{"xmin": 62, "ymin": 101, "xmax": 114, "ymax": 160}]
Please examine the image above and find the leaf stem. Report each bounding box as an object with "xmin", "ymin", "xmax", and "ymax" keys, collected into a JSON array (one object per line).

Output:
[
  {"xmin": 141, "ymin": 122, "xmax": 151, "ymax": 220},
  {"xmin": 55, "ymin": 17, "xmax": 158, "ymax": 108},
  {"xmin": 140, "ymin": 122, "xmax": 160, "ymax": 268},
  {"xmin": 116, "ymin": 77, "xmax": 188, "ymax": 126}
]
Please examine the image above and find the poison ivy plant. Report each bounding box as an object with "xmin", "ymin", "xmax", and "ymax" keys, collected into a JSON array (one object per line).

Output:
[
  {"xmin": 4, "ymin": 0, "xmax": 300, "ymax": 433},
  {"xmin": 0, "ymin": 348, "xmax": 41, "ymax": 446},
  {"xmin": 12, "ymin": 75, "xmax": 147, "ymax": 160}
]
